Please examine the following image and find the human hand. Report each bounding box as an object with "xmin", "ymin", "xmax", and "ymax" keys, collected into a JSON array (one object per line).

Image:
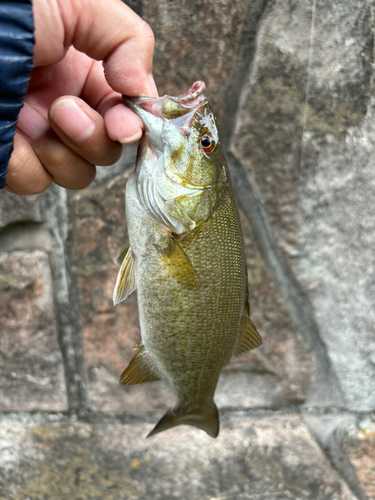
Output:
[{"xmin": 4, "ymin": 0, "xmax": 156, "ymax": 195}]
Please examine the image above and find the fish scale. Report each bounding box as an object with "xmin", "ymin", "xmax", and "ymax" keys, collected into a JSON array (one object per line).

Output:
[{"xmin": 113, "ymin": 82, "xmax": 262, "ymax": 438}]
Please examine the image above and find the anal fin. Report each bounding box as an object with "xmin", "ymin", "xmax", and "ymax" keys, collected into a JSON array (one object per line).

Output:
[
  {"xmin": 233, "ymin": 315, "xmax": 262, "ymax": 356},
  {"xmin": 113, "ymin": 245, "xmax": 136, "ymax": 306},
  {"xmin": 120, "ymin": 343, "xmax": 161, "ymax": 385}
]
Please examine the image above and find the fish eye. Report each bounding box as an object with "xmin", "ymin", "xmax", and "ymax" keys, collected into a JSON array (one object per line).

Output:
[{"xmin": 200, "ymin": 134, "xmax": 215, "ymax": 154}]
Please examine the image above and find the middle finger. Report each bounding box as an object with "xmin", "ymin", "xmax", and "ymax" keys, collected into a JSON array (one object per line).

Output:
[
  {"xmin": 49, "ymin": 96, "xmax": 123, "ymax": 166},
  {"xmin": 17, "ymin": 102, "xmax": 96, "ymax": 190}
]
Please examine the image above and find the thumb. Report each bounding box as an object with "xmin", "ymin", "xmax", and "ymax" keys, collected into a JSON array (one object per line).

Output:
[{"xmin": 33, "ymin": 0, "xmax": 156, "ymax": 97}]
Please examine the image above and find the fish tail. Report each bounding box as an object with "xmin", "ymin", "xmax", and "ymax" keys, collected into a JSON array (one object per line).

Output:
[{"xmin": 147, "ymin": 402, "xmax": 219, "ymax": 438}]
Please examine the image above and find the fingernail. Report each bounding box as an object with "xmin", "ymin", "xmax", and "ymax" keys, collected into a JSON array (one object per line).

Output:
[
  {"xmin": 17, "ymin": 102, "xmax": 49, "ymax": 140},
  {"xmin": 50, "ymin": 98, "xmax": 96, "ymax": 143},
  {"xmin": 118, "ymin": 129, "xmax": 143, "ymax": 145},
  {"xmin": 148, "ymin": 74, "xmax": 159, "ymax": 97}
]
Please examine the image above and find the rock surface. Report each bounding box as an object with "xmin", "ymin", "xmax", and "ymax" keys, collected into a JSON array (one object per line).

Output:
[
  {"xmin": 233, "ymin": 0, "xmax": 375, "ymax": 410},
  {"xmin": 0, "ymin": 413, "xmax": 356, "ymax": 500},
  {"xmin": 143, "ymin": 0, "xmax": 247, "ymax": 118},
  {"xmin": 0, "ymin": 251, "xmax": 67, "ymax": 411},
  {"xmin": 220, "ymin": 212, "xmax": 314, "ymax": 409},
  {"xmin": 0, "ymin": 193, "xmax": 42, "ymax": 228},
  {"xmin": 343, "ymin": 418, "xmax": 375, "ymax": 500}
]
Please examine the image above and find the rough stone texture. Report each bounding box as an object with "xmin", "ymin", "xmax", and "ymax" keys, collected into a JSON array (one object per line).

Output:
[
  {"xmin": 143, "ymin": 0, "xmax": 248, "ymax": 118},
  {"xmin": 233, "ymin": 0, "xmax": 309, "ymax": 248},
  {"xmin": 0, "ymin": 251, "xmax": 67, "ymax": 411},
  {"xmin": 0, "ymin": 413, "xmax": 356, "ymax": 500},
  {"xmin": 293, "ymin": 0, "xmax": 375, "ymax": 412},
  {"xmin": 93, "ymin": 143, "xmax": 137, "ymax": 187},
  {"xmin": 0, "ymin": 192, "xmax": 42, "ymax": 228},
  {"xmin": 233, "ymin": 0, "xmax": 375, "ymax": 410},
  {"xmin": 343, "ymin": 418, "xmax": 375, "ymax": 500}
]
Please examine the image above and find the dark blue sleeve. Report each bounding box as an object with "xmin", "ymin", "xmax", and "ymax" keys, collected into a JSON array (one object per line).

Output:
[{"xmin": 0, "ymin": 0, "xmax": 34, "ymax": 189}]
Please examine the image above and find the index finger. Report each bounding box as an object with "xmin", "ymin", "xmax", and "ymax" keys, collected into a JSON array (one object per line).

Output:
[
  {"xmin": 35, "ymin": 0, "xmax": 156, "ymax": 97},
  {"xmin": 67, "ymin": 0, "xmax": 155, "ymax": 96}
]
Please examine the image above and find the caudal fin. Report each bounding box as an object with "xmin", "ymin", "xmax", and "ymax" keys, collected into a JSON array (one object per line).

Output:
[{"xmin": 147, "ymin": 403, "xmax": 219, "ymax": 438}]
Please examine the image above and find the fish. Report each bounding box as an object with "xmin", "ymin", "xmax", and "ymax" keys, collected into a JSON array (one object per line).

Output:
[{"xmin": 113, "ymin": 81, "xmax": 261, "ymax": 438}]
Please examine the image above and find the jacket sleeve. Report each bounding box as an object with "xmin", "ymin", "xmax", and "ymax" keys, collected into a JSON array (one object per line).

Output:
[{"xmin": 0, "ymin": 0, "xmax": 34, "ymax": 190}]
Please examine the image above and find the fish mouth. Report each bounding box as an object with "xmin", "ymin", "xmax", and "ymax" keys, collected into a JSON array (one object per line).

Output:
[
  {"xmin": 123, "ymin": 81, "xmax": 207, "ymax": 153},
  {"xmin": 122, "ymin": 82, "xmax": 207, "ymax": 138},
  {"xmin": 123, "ymin": 81, "xmax": 206, "ymax": 118},
  {"xmin": 124, "ymin": 82, "xmax": 209, "ymax": 194}
]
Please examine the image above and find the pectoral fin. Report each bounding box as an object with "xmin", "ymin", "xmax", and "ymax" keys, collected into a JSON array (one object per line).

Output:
[
  {"xmin": 120, "ymin": 343, "xmax": 161, "ymax": 385},
  {"xmin": 113, "ymin": 245, "xmax": 136, "ymax": 306},
  {"xmin": 153, "ymin": 234, "xmax": 199, "ymax": 288},
  {"xmin": 233, "ymin": 315, "xmax": 262, "ymax": 356}
]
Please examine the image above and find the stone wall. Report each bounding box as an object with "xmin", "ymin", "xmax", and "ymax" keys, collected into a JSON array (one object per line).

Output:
[{"xmin": 0, "ymin": 0, "xmax": 374, "ymax": 498}]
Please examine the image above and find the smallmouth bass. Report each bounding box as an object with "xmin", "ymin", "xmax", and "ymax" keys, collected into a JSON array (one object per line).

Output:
[{"xmin": 114, "ymin": 82, "xmax": 261, "ymax": 438}]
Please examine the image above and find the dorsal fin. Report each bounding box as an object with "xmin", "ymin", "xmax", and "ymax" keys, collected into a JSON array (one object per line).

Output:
[
  {"xmin": 233, "ymin": 315, "xmax": 262, "ymax": 356},
  {"xmin": 120, "ymin": 343, "xmax": 161, "ymax": 385},
  {"xmin": 113, "ymin": 245, "xmax": 136, "ymax": 306}
]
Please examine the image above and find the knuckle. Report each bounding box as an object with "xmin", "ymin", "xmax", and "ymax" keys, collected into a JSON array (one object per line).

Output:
[
  {"xmin": 43, "ymin": 140, "xmax": 68, "ymax": 166},
  {"xmin": 138, "ymin": 21, "xmax": 155, "ymax": 49},
  {"xmin": 8, "ymin": 135, "xmax": 52, "ymax": 194},
  {"xmin": 27, "ymin": 180, "xmax": 51, "ymax": 195},
  {"xmin": 96, "ymin": 145, "xmax": 123, "ymax": 166}
]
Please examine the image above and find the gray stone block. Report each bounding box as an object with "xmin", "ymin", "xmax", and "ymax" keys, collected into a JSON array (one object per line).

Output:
[
  {"xmin": 0, "ymin": 191, "xmax": 42, "ymax": 229},
  {"xmin": 0, "ymin": 413, "xmax": 357, "ymax": 500},
  {"xmin": 233, "ymin": 0, "xmax": 375, "ymax": 410},
  {"xmin": 143, "ymin": 0, "xmax": 248, "ymax": 119},
  {"xmin": 0, "ymin": 251, "xmax": 67, "ymax": 411}
]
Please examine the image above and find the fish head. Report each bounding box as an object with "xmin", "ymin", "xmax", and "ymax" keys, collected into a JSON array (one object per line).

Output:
[{"xmin": 124, "ymin": 82, "xmax": 228, "ymax": 233}]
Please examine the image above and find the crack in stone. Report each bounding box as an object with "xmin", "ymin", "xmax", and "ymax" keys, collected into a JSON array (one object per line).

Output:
[
  {"xmin": 220, "ymin": 0, "xmax": 269, "ymax": 150},
  {"xmin": 305, "ymin": 415, "xmax": 369, "ymax": 500},
  {"xmin": 39, "ymin": 185, "xmax": 88, "ymax": 412},
  {"xmin": 220, "ymin": 0, "xmax": 344, "ymax": 407}
]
